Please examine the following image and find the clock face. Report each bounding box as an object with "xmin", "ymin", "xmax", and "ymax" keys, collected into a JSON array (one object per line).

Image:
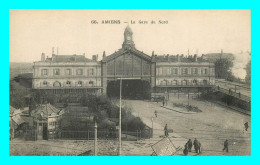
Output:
[{"xmin": 127, "ymin": 36, "xmax": 131, "ymax": 40}]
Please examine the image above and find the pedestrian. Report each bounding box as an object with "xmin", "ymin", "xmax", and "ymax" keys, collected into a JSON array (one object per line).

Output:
[
  {"xmin": 244, "ymin": 122, "xmax": 249, "ymax": 131},
  {"xmin": 193, "ymin": 138, "xmax": 199, "ymax": 153},
  {"xmin": 164, "ymin": 124, "xmax": 168, "ymax": 137},
  {"xmin": 183, "ymin": 143, "xmax": 188, "ymax": 156},
  {"xmin": 162, "ymin": 98, "xmax": 165, "ymax": 106},
  {"xmin": 154, "ymin": 110, "xmax": 157, "ymax": 118},
  {"xmin": 223, "ymin": 139, "xmax": 229, "ymax": 152},
  {"xmin": 109, "ymin": 127, "xmax": 113, "ymax": 138},
  {"xmin": 197, "ymin": 141, "xmax": 201, "ymax": 154},
  {"xmin": 187, "ymin": 139, "xmax": 193, "ymax": 152}
]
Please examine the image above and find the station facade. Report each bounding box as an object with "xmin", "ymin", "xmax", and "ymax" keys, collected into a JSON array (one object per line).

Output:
[{"xmin": 32, "ymin": 26, "xmax": 215, "ymax": 101}]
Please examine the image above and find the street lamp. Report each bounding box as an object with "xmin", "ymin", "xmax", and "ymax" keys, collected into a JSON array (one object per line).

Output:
[{"xmin": 151, "ymin": 117, "xmax": 154, "ymax": 138}]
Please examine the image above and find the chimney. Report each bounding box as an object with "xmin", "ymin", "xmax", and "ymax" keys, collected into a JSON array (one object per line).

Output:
[
  {"xmin": 92, "ymin": 55, "xmax": 97, "ymax": 61},
  {"xmin": 177, "ymin": 54, "xmax": 180, "ymax": 62},
  {"xmin": 41, "ymin": 53, "xmax": 45, "ymax": 62},
  {"xmin": 103, "ymin": 51, "xmax": 106, "ymax": 59},
  {"xmin": 194, "ymin": 54, "xmax": 197, "ymax": 62}
]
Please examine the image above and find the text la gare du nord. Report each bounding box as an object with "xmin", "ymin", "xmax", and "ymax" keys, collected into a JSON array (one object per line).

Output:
[{"xmin": 91, "ymin": 20, "xmax": 168, "ymax": 24}]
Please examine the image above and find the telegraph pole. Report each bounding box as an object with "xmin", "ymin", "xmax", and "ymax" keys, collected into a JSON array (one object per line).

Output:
[
  {"xmin": 151, "ymin": 117, "xmax": 154, "ymax": 138},
  {"xmin": 118, "ymin": 77, "xmax": 122, "ymax": 155}
]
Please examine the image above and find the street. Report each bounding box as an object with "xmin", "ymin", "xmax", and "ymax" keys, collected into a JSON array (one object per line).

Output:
[{"xmin": 123, "ymin": 95, "xmax": 250, "ymax": 155}]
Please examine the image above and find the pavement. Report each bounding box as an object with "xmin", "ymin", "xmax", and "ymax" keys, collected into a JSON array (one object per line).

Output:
[
  {"xmin": 10, "ymin": 96, "xmax": 251, "ymax": 156},
  {"xmin": 123, "ymin": 96, "xmax": 251, "ymax": 156}
]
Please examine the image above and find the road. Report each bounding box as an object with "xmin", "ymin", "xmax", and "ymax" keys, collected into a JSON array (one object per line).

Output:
[
  {"xmin": 215, "ymin": 79, "xmax": 251, "ymax": 98},
  {"xmin": 123, "ymin": 95, "xmax": 251, "ymax": 156}
]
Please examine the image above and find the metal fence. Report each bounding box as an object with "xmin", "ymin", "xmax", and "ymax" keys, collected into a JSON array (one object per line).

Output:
[
  {"xmin": 54, "ymin": 128, "xmax": 152, "ymax": 141},
  {"xmin": 214, "ymin": 86, "xmax": 250, "ymax": 102}
]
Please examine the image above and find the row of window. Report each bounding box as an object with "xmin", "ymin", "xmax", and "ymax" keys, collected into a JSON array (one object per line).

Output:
[
  {"xmin": 42, "ymin": 80, "xmax": 96, "ymax": 87},
  {"xmin": 158, "ymin": 79, "xmax": 209, "ymax": 85},
  {"xmin": 49, "ymin": 122, "xmax": 57, "ymax": 126},
  {"xmin": 157, "ymin": 67, "xmax": 210, "ymax": 75},
  {"xmin": 41, "ymin": 68, "xmax": 95, "ymax": 76}
]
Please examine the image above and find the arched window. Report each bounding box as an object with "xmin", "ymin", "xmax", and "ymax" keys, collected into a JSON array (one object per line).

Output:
[
  {"xmin": 192, "ymin": 80, "xmax": 197, "ymax": 85},
  {"xmin": 53, "ymin": 81, "xmax": 61, "ymax": 87},
  {"xmin": 171, "ymin": 80, "xmax": 177, "ymax": 85},
  {"xmin": 182, "ymin": 80, "xmax": 187, "ymax": 85},
  {"xmin": 89, "ymin": 80, "xmax": 94, "ymax": 86},
  {"xmin": 66, "ymin": 81, "xmax": 71, "ymax": 87},
  {"xmin": 203, "ymin": 80, "xmax": 208, "ymax": 85},
  {"xmin": 78, "ymin": 81, "xmax": 82, "ymax": 87}
]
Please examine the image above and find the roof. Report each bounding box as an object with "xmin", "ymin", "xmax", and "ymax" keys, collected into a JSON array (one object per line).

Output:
[
  {"xmin": 20, "ymin": 116, "xmax": 34, "ymax": 127},
  {"xmin": 202, "ymin": 53, "xmax": 235, "ymax": 62},
  {"xmin": 10, "ymin": 106, "xmax": 23, "ymax": 116},
  {"xmin": 31, "ymin": 104, "xmax": 62, "ymax": 118},
  {"xmin": 105, "ymin": 48, "xmax": 152, "ymax": 62},
  {"xmin": 12, "ymin": 115, "xmax": 25, "ymax": 125},
  {"xmin": 45, "ymin": 55, "xmax": 95, "ymax": 63},
  {"xmin": 154, "ymin": 55, "xmax": 208, "ymax": 63},
  {"xmin": 16, "ymin": 73, "xmax": 33, "ymax": 79},
  {"xmin": 10, "ymin": 106, "xmax": 16, "ymax": 115},
  {"xmin": 124, "ymin": 25, "xmax": 133, "ymax": 34}
]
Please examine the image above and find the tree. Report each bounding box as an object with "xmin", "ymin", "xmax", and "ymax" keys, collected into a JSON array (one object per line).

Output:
[
  {"xmin": 10, "ymin": 80, "xmax": 29, "ymax": 109},
  {"xmin": 215, "ymin": 58, "xmax": 233, "ymax": 79},
  {"xmin": 245, "ymin": 60, "xmax": 251, "ymax": 85}
]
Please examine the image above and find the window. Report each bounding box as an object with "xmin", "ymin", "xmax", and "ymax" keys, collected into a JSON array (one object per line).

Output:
[
  {"xmin": 192, "ymin": 68, "xmax": 198, "ymax": 75},
  {"xmin": 201, "ymin": 68, "xmax": 208, "ymax": 75},
  {"xmin": 204, "ymin": 69, "xmax": 208, "ymax": 75},
  {"xmin": 89, "ymin": 68, "xmax": 94, "ymax": 76},
  {"xmin": 89, "ymin": 81, "xmax": 94, "ymax": 86},
  {"xmin": 171, "ymin": 80, "xmax": 177, "ymax": 85},
  {"xmin": 53, "ymin": 81, "xmax": 61, "ymax": 87},
  {"xmin": 66, "ymin": 81, "xmax": 71, "ymax": 86},
  {"xmin": 76, "ymin": 69, "xmax": 83, "ymax": 75},
  {"xmin": 182, "ymin": 80, "xmax": 187, "ymax": 85},
  {"xmin": 78, "ymin": 81, "xmax": 82, "ymax": 86},
  {"xmin": 43, "ymin": 81, "xmax": 48, "ymax": 86},
  {"xmin": 182, "ymin": 68, "xmax": 188, "ymax": 75},
  {"xmin": 171, "ymin": 68, "xmax": 178, "ymax": 75},
  {"xmin": 42, "ymin": 69, "xmax": 48, "ymax": 76},
  {"xmin": 203, "ymin": 80, "xmax": 208, "ymax": 85},
  {"xmin": 192, "ymin": 80, "xmax": 197, "ymax": 85},
  {"xmin": 65, "ymin": 69, "xmax": 71, "ymax": 75},
  {"xmin": 54, "ymin": 69, "xmax": 60, "ymax": 75},
  {"xmin": 160, "ymin": 80, "xmax": 167, "ymax": 85}
]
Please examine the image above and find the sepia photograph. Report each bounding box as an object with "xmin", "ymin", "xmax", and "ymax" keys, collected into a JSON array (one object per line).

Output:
[{"xmin": 9, "ymin": 10, "xmax": 251, "ymax": 156}]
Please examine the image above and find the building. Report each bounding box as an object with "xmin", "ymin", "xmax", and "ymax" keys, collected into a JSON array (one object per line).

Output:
[
  {"xmin": 31, "ymin": 103, "xmax": 64, "ymax": 140},
  {"xmin": 32, "ymin": 26, "xmax": 215, "ymax": 101},
  {"xmin": 9, "ymin": 106, "xmax": 33, "ymax": 140}
]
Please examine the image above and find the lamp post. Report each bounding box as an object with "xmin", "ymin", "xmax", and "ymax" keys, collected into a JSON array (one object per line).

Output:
[
  {"xmin": 151, "ymin": 117, "xmax": 154, "ymax": 138},
  {"xmin": 94, "ymin": 121, "xmax": 97, "ymax": 156}
]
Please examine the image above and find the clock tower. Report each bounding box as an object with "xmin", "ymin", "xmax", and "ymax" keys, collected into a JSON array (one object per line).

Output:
[{"xmin": 122, "ymin": 25, "xmax": 135, "ymax": 49}]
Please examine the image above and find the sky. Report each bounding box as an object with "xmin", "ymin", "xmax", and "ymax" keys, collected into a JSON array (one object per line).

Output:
[{"xmin": 10, "ymin": 10, "xmax": 251, "ymax": 78}]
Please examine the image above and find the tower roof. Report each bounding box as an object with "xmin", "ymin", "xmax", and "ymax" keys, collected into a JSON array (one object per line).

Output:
[{"xmin": 124, "ymin": 25, "xmax": 133, "ymax": 34}]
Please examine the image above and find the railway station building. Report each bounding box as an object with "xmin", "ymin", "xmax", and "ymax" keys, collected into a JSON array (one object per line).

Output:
[{"xmin": 32, "ymin": 26, "xmax": 215, "ymax": 102}]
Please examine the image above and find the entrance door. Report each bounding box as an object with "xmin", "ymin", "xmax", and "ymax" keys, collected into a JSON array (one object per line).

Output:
[
  {"xmin": 43, "ymin": 123, "xmax": 48, "ymax": 140},
  {"xmin": 107, "ymin": 79, "xmax": 151, "ymax": 99}
]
